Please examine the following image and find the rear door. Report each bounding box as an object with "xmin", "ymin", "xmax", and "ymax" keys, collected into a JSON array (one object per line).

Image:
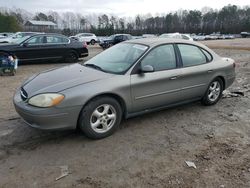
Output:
[
  {"xmin": 130, "ymin": 44, "xmax": 183, "ymax": 112},
  {"xmin": 176, "ymin": 44, "xmax": 213, "ymax": 100},
  {"xmin": 43, "ymin": 35, "xmax": 69, "ymax": 60}
]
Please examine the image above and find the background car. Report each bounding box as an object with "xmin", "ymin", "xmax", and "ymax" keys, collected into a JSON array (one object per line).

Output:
[
  {"xmin": 0, "ymin": 33, "xmax": 88, "ymax": 63},
  {"xmin": 72, "ymin": 33, "xmax": 99, "ymax": 45},
  {"xmin": 0, "ymin": 32, "xmax": 14, "ymax": 38},
  {"xmin": 159, "ymin": 33, "xmax": 193, "ymax": 41},
  {"xmin": 142, "ymin": 34, "xmax": 156, "ymax": 38},
  {"xmin": 0, "ymin": 32, "xmax": 41, "ymax": 43},
  {"xmin": 99, "ymin": 34, "xmax": 132, "ymax": 49},
  {"xmin": 14, "ymin": 38, "xmax": 235, "ymax": 139},
  {"xmin": 241, "ymin": 32, "xmax": 250, "ymax": 38}
]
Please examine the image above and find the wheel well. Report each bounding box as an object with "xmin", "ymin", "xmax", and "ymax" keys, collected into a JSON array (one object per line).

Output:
[
  {"xmin": 68, "ymin": 50, "xmax": 78, "ymax": 58},
  {"xmin": 90, "ymin": 93, "xmax": 126, "ymax": 115},
  {"xmin": 216, "ymin": 76, "xmax": 225, "ymax": 90},
  {"xmin": 77, "ymin": 93, "xmax": 127, "ymax": 129}
]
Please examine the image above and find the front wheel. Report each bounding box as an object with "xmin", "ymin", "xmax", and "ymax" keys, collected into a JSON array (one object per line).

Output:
[
  {"xmin": 201, "ymin": 78, "xmax": 223, "ymax": 105},
  {"xmin": 79, "ymin": 97, "xmax": 122, "ymax": 139}
]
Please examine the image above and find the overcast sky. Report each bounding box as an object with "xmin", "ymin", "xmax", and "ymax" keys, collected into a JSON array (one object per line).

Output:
[{"xmin": 0, "ymin": 0, "xmax": 249, "ymax": 16}]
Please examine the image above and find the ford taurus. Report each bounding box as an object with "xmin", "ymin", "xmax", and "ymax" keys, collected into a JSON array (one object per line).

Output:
[{"xmin": 14, "ymin": 38, "xmax": 236, "ymax": 139}]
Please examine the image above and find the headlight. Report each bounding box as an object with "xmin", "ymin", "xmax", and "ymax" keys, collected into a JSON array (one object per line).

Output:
[{"xmin": 28, "ymin": 93, "xmax": 64, "ymax": 108}]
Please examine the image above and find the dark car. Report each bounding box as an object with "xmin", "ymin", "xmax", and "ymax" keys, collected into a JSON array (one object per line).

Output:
[
  {"xmin": 0, "ymin": 34, "xmax": 88, "ymax": 63},
  {"xmin": 99, "ymin": 34, "xmax": 132, "ymax": 49},
  {"xmin": 240, "ymin": 32, "xmax": 250, "ymax": 38}
]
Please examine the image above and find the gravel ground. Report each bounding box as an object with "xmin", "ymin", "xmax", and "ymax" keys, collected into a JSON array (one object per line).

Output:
[{"xmin": 0, "ymin": 39, "xmax": 250, "ymax": 188}]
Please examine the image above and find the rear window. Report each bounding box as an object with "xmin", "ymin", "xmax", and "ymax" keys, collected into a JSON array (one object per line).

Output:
[
  {"xmin": 46, "ymin": 36, "xmax": 69, "ymax": 44},
  {"xmin": 201, "ymin": 49, "xmax": 213, "ymax": 62},
  {"xmin": 178, "ymin": 44, "xmax": 207, "ymax": 67}
]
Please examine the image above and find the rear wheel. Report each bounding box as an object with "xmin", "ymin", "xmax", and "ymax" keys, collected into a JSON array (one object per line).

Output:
[
  {"xmin": 65, "ymin": 51, "xmax": 78, "ymax": 63},
  {"xmin": 79, "ymin": 97, "xmax": 122, "ymax": 139},
  {"xmin": 202, "ymin": 78, "xmax": 223, "ymax": 105},
  {"xmin": 90, "ymin": 39, "xmax": 96, "ymax": 45}
]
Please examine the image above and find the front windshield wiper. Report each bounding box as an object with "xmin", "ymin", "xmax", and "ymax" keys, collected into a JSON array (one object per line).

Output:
[{"xmin": 84, "ymin": 63, "xmax": 106, "ymax": 72}]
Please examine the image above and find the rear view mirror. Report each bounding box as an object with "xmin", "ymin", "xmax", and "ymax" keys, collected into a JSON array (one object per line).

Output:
[{"xmin": 141, "ymin": 65, "xmax": 154, "ymax": 73}]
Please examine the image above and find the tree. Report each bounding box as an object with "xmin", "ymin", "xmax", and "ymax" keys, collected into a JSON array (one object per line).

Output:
[
  {"xmin": 0, "ymin": 13, "xmax": 21, "ymax": 32},
  {"xmin": 33, "ymin": 12, "xmax": 48, "ymax": 21}
]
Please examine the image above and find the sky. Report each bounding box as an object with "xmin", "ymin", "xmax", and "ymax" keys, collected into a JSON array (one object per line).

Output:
[{"xmin": 0, "ymin": 0, "xmax": 249, "ymax": 16}]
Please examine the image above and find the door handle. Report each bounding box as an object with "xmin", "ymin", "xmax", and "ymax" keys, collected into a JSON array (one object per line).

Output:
[
  {"xmin": 170, "ymin": 76, "xmax": 178, "ymax": 80},
  {"xmin": 207, "ymin": 70, "xmax": 213, "ymax": 73}
]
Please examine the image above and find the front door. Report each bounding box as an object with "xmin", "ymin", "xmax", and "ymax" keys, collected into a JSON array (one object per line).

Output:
[
  {"xmin": 130, "ymin": 44, "xmax": 183, "ymax": 112},
  {"xmin": 14, "ymin": 36, "xmax": 46, "ymax": 61}
]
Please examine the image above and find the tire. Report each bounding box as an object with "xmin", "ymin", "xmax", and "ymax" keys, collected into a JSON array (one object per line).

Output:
[
  {"xmin": 201, "ymin": 78, "xmax": 223, "ymax": 106},
  {"xmin": 90, "ymin": 39, "xmax": 96, "ymax": 45},
  {"xmin": 79, "ymin": 97, "xmax": 122, "ymax": 139},
  {"xmin": 65, "ymin": 51, "xmax": 78, "ymax": 63}
]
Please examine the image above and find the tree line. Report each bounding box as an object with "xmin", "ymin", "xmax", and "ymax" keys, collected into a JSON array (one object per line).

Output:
[
  {"xmin": 0, "ymin": 4, "xmax": 249, "ymax": 36},
  {"xmin": 0, "ymin": 13, "xmax": 21, "ymax": 32}
]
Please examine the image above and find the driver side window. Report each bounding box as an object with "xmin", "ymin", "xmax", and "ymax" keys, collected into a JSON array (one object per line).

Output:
[
  {"xmin": 27, "ymin": 36, "xmax": 44, "ymax": 45},
  {"xmin": 141, "ymin": 44, "xmax": 176, "ymax": 71}
]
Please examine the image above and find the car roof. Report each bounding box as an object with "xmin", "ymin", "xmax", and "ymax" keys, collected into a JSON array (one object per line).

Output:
[
  {"xmin": 114, "ymin": 33, "xmax": 131, "ymax": 36},
  {"xmin": 125, "ymin": 38, "xmax": 203, "ymax": 47},
  {"xmin": 29, "ymin": 33, "xmax": 68, "ymax": 38},
  {"xmin": 125, "ymin": 38, "xmax": 219, "ymax": 59}
]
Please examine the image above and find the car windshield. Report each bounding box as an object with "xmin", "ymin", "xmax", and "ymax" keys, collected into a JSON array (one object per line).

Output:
[
  {"xmin": 84, "ymin": 43, "xmax": 148, "ymax": 74},
  {"xmin": 11, "ymin": 36, "xmax": 30, "ymax": 44}
]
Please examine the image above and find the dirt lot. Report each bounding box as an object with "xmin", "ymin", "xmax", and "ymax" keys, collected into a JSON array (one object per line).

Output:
[{"xmin": 0, "ymin": 39, "xmax": 250, "ymax": 188}]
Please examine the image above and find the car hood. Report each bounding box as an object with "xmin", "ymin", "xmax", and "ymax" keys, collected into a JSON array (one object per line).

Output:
[
  {"xmin": 0, "ymin": 43, "xmax": 19, "ymax": 51},
  {"xmin": 22, "ymin": 63, "xmax": 113, "ymax": 96}
]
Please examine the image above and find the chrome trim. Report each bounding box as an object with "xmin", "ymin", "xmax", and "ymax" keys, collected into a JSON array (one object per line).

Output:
[{"xmin": 20, "ymin": 88, "xmax": 28, "ymax": 101}]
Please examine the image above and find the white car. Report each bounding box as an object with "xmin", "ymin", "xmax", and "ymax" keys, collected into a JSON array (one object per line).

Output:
[
  {"xmin": 159, "ymin": 33, "xmax": 193, "ymax": 41},
  {"xmin": 0, "ymin": 32, "xmax": 40, "ymax": 43},
  {"xmin": 73, "ymin": 33, "xmax": 99, "ymax": 45}
]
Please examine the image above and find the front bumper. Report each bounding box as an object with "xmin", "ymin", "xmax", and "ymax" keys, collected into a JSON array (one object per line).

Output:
[{"xmin": 13, "ymin": 90, "xmax": 82, "ymax": 130}]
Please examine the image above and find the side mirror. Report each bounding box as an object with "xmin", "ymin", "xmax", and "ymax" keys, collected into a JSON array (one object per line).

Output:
[
  {"xmin": 141, "ymin": 65, "xmax": 154, "ymax": 73},
  {"xmin": 22, "ymin": 43, "xmax": 28, "ymax": 47}
]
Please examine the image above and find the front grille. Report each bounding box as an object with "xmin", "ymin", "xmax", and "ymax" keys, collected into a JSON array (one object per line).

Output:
[{"xmin": 20, "ymin": 87, "xmax": 28, "ymax": 101}]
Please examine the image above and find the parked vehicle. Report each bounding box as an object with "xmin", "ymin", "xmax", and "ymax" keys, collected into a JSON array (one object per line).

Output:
[
  {"xmin": 72, "ymin": 33, "xmax": 99, "ymax": 45},
  {"xmin": 159, "ymin": 33, "xmax": 193, "ymax": 41},
  {"xmin": 14, "ymin": 38, "xmax": 235, "ymax": 139},
  {"xmin": 0, "ymin": 32, "xmax": 14, "ymax": 38},
  {"xmin": 224, "ymin": 34, "xmax": 235, "ymax": 39},
  {"xmin": 192, "ymin": 33, "xmax": 206, "ymax": 41},
  {"xmin": 142, "ymin": 34, "xmax": 156, "ymax": 38},
  {"xmin": 0, "ymin": 32, "xmax": 41, "ymax": 43},
  {"xmin": 99, "ymin": 34, "xmax": 132, "ymax": 49},
  {"xmin": 0, "ymin": 33, "xmax": 88, "ymax": 63},
  {"xmin": 241, "ymin": 32, "xmax": 250, "ymax": 38}
]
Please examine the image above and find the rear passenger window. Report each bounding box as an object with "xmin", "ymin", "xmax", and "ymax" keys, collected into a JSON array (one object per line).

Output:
[
  {"xmin": 201, "ymin": 49, "xmax": 212, "ymax": 62},
  {"xmin": 46, "ymin": 36, "xmax": 69, "ymax": 44},
  {"xmin": 141, "ymin": 44, "xmax": 176, "ymax": 71},
  {"xmin": 178, "ymin": 44, "xmax": 207, "ymax": 67}
]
